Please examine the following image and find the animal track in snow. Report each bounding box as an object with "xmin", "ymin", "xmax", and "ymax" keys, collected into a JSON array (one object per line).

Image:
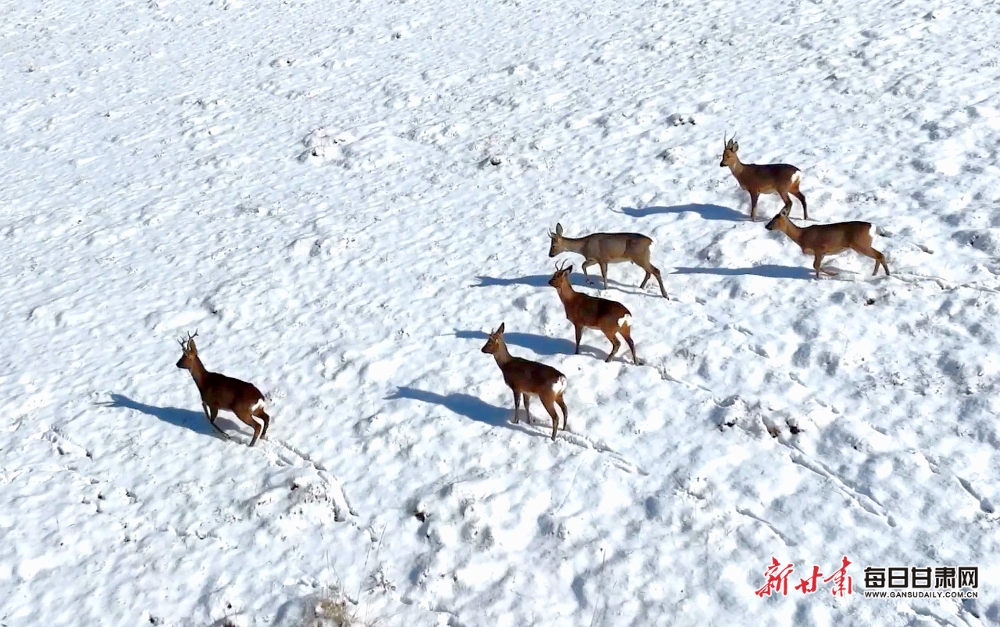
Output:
[
  {"xmin": 260, "ymin": 436, "xmax": 357, "ymax": 522},
  {"xmin": 735, "ymin": 507, "xmax": 798, "ymax": 547},
  {"xmin": 786, "ymin": 444, "xmax": 895, "ymax": 527}
]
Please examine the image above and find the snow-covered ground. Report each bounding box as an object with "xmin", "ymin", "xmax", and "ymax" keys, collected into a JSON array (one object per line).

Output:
[{"xmin": 3, "ymin": 0, "xmax": 1000, "ymax": 624}]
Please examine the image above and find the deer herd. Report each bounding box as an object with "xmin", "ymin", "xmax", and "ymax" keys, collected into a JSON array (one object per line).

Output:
[{"xmin": 177, "ymin": 136, "xmax": 892, "ymax": 444}]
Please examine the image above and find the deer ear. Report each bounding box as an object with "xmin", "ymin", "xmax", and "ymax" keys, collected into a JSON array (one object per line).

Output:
[
  {"xmin": 555, "ymin": 223, "xmax": 563, "ymax": 235},
  {"xmin": 733, "ymin": 142, "xmax": 739, "ymax": 151},
  {"xmin": 497, "ymin": 322, "xmax": 505, "ymax": 334}
]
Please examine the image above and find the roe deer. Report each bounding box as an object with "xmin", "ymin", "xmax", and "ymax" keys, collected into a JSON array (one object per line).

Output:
[
  {"xmin": 547, "ymin": 223, "xmax": 668, "ymax": 298},
  {"xmin": 720, "ymin": 134, "xmax": 807, "ymax": 222},
  {"xmin": 175, "ymin": 331, "xmax": 271, "ymax": 446},
  {"xmin": 481, "ymin": 323, "xmax": 568, "ymax": 441},
  {"xmin": 765, "ymin": 210, "xmax": 890, "ymax": 279},
  {"xmin": 549, "ymin": 262, "xmax": 638, "ymax": 364}
]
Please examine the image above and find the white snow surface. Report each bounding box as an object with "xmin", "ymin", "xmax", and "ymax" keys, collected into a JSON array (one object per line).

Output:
[{"xmin": 3, "ymin": 0, "xmax": 1000, "ymax": 625}]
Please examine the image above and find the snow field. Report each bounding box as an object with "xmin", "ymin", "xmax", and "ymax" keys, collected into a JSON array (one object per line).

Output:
[{"xmin": 2, "ymin": 0, "xmax": 1000, "ymax": 625}]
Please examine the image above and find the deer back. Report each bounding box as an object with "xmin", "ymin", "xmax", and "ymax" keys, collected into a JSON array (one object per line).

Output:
[
  {"xmin": 501, "ymin": 357, "xmax": 565, "ymax": 396},
  {"xmin": 800, "ymin": 221, "xmax": 873, "ymax": 254},
  {"xmin": 581, "ymin": 233, "xmax": 652, "ymax": 262},
  {"xmin": 739, "ymin": 163, "xmax": 800, "ymax": 194},
  {"xmin": 200, "ymin": 371, "xmax": 265, "ymax": 412},
  {"xmin": 559, "ymin": 289, "xmax": 631, "ymax": 329}
]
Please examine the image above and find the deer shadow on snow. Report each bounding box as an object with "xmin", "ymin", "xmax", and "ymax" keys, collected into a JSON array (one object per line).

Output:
[
  {"xmin": 388, "ymin": 387, "xmax": 559, "ymax": 440},
  {"xmin": 672, "ymin": 264, "xmax": 814, "ymax": 280},
  {"xmin": 98, "ymin": 393, "xmax": 235, "ymax": 439},
  {"xmin": 455, "ymin": 325, "xmax": 607, "ymax": 358},
  {"xmin": 454, "ymin": 329, "xmax": 607, "ymax": 360},
  {"xmin": 473, "ymin": 271, "xmax": 643, "ymax": 294},
  {"xmin": 617, "ymin": 203, "xmax": 745, "ymax": 222}
]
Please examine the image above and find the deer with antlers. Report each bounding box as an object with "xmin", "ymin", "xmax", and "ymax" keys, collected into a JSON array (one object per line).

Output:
[
  {"xmin": 547, "ymin": 223, "xmax": 668, "ymax": 298},
  {"xmin": 481, "ymin": 323, "xmax": 569, "ymax": 441},
  {"xmin": 720, "ymin": 134, "xmax": 808, "ymax": 222},
  {"xmin": 175, "ymin": 331, "xmax": 271, "ymax": 446},
  {"xmin": 549, "ymin": 261, "xmax": 639, "ymax": 364},
  {"xmin": 765, "ymin": 210, "xmax": 890, "ymax": 279}
]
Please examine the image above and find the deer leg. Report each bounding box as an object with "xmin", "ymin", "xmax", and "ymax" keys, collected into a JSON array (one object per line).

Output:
[
  {"xmin": 511, "ymin": 390, "xmax": 522, "ymax": 424},
  {"xmin": 620, "ymin": 324, "xmax": 639, "ymax": 365},
  {"xmin": 248, "ymin": 421, "xmax": 263, "ymax": 447},
  {"xmin": 581, "ymin": 259, "xmax": 597, "ymax": 284},
  {"xmin": 856, "ymin": 245, "xmax": 889, "ymax": 276},
  {"xmin": 599, "ymin": 262, "xmax": 609, "ymax": 289},
  {"xmin": 792, "ymin": 190, "xmax": 808, "ymax": 220},
  {"xmin": 255, "ymin": 408, "xmax": 270, "ymax": 441},
  {"xmin": 814, "ymin": 253, "xmax": 838, "ymax": 277},
  {"xmin": 637, "ymin": 256, "xmax": 653, "ymax": 288},
  {"xmin": 639, "ymin": 262, "xmax": 668, "ymax": 298},
  {"xmin": 779, "ymin": 190, "xmax": 794, "ymax": 217},
  {"xmin": 539, "ymin": 393, "xmax": 561, "ymax": 441},
  {"xmin": 876, "ymin": 249, "xmax": 890, "ymax": 276},
  {"xmin": 749, "ymin": 190, "xmax": 760, "ymax": 222},
  {"xmin": 235, "ymin": 408, "xmax": 262, "ymax": 447},
  {"xmin": 523, "ymin": 394, "xmax": 533, "ymax": 425},
  {"xmin": 574, "ymin": 325, "xmax": 583, "ymax": 354},
  {"xmin": 556, "ymin": 396, "xmax": 568, "ymax": 432},
  {"xmin": 603, "ymin": 328, "xmax": 621, "ymax": 363},
  {"xmin": 204, "ymin": 405, "xmax": 230, "ymax": 440}
]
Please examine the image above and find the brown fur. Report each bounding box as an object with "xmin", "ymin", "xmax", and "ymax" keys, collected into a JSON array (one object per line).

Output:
[
  {"xmin": 481, "ymin": 323, "xmax": 568, "ymax": 440},
  {"xmin": 548, "ymin": 223, "xmax": 668, "ymax": 298},
  {"xmin": 765, "ymin": 211, "xmax": 890, "ymax": 279},
  {"xmin": 721, "ymin": 136, "xmax": 807, "ymax": 221},
  {"xmin": 549, "ymin": 263, "xmax": 638, "ymax": 364},
  {"xmin": 175, "ymin": 332, "xmax": 270, "ymax": 446}
]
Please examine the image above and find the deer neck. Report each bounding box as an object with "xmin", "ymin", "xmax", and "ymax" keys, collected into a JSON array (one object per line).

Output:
[
  {"xmin": 555, "ymin": 281, "xmax": 579, "ymax": 306},
  {"xmin": 779, "ymin": 219, "xmax": 803, "ymax": 245},
  {"xmin": 727, "ymin": 157, "xmax": 745, "ymax": 179},
  {"xmin": 559, "ymin": 236, "xmax": 587, "ymax": 255},
  {"xmin": 491, "ymin": 341, "xmax": 514, "ymax": 368},
  {"xmin": 188, "ymin": 356, "xmax": 209, "ymax": 390}
]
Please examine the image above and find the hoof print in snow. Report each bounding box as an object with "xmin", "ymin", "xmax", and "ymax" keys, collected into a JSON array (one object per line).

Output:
[
  {"xmin": 414, "ymin": 510, "xmax": 426, "ymax": 523},
  {"xmin": 666, "ymin": 113, "xmax": 696, "ymax": 126},
  {"xmin": 299, "ymin": 128, "xmax": 356, "ymax": 164}
]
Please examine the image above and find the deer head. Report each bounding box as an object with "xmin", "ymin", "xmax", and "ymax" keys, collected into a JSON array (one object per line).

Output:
[
  {"xmin": 175, "ymin": 331, "xmax": 200, "ymax": 369},
  {"xmin": 548, "ymin": 260, "xmax": 573, "ymax": 288},
  {"xmin": 764, "ymin": 210, "xmax": 788, "ymax": 232},
  {"xmin": 547, "ymin": 223, "xmax": 565, "ymax": 257},
  {"xmin": 720, "ymin": 133, "xmax": 739, "ymax": 167},
  {"xmin": 480, "ymin": 323, "xmax": 506, "ymax": 354}
]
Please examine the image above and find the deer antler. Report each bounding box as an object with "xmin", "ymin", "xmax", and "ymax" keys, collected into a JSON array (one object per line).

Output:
[{"xmin": 179, "ymin": 330, "xmax": 199, "ymax": 350}]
